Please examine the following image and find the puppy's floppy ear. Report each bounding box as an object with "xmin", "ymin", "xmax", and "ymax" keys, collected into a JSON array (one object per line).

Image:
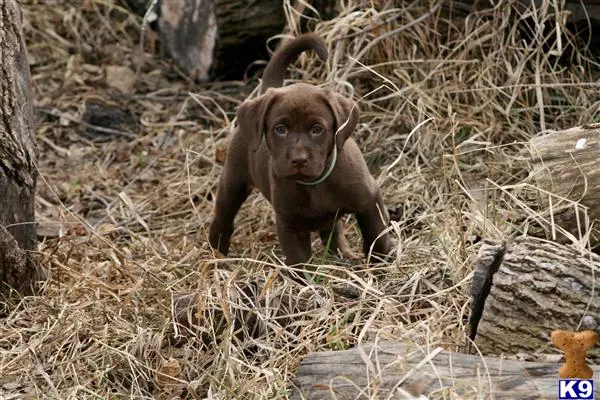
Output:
[
  {"xmin": 236, "ymin": 90, "xmax": 279, "ymax": 151},
  {"xmin": 324, "ymin": 92, "xmax": 360, "ymax": 150}
]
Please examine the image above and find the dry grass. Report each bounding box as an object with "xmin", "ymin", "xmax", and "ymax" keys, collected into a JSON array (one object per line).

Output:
[{"xmin": 2, "ymin": 0, "xmax": 599, "ymax": 398}]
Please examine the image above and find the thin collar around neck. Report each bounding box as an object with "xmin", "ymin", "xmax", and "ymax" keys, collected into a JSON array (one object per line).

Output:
[{"xmin": 295, "ymin": 144, "xmax": 338, "ymax": 186}]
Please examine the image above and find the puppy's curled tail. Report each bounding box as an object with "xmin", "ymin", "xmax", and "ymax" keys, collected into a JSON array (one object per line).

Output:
[{"xmin": 260, "ymin": 33, "xmax": 328, "ymax": 94}]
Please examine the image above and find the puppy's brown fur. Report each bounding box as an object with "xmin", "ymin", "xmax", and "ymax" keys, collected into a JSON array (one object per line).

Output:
[{"xmin": 209, "ymin": 33, "xmax": 393, "ymax": 266}]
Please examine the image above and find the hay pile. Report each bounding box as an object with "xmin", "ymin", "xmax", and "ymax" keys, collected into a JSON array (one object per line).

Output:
[{"xmin": 2, "ymin": 0, "xmax": 598, "ymax": 398}]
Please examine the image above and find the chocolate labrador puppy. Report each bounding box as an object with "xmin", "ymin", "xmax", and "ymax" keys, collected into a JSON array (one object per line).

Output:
[{"xmin": 208, "ymin": 33, "xmax": 393, "ymax": 266}]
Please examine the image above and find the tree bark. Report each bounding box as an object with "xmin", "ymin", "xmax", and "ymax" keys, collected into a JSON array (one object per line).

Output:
[
  {"xmin": 158, "ymin": 0, "xmax": 217, "ymax": 82},
  {"xmin": 0, "ymin": 0, "xmax": 39, "ymax": 296},
  {"xmin": 468, "ymin": 237, "xmax": 600, "ymax": 361},
  {"xmin": 291, "ymin": 341, "xmax": 600, "ymax": 399},
  {"xmin": 525, "ymin": 122, "xmax": 600, "ymax": 247}
]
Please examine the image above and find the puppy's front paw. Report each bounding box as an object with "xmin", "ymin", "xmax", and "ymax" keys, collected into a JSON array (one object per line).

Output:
[
  {"xmin": 368, "ymin": 236, "xmax": 397, "ymax": 263},
  {"xmin": 208, "ymin": 221, "xmax": 232, "ymax": 256}
]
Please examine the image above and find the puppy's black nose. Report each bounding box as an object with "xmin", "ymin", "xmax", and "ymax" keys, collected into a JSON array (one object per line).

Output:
[{"xmin": 291, "ymin": 153, "xmax": 308, "ymax": 167}]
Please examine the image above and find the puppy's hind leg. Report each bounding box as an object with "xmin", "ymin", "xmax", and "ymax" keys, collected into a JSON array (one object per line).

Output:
[
  {"xmin": 355, "ymin": 190, "xmax": 394, "ymax": 261},
  {"xmin": 208, "ymin": 170, "xmax": 251, "ymax": 256}
]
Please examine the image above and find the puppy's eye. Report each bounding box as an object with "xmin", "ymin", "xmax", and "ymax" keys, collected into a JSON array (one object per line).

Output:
[
  {"xmin": 274, "ymin": 124, "xmax": 287, "ymax": 136},
  {"xmin": 311, "ymin": 124, "xmax": 324, "ymax": 135}
]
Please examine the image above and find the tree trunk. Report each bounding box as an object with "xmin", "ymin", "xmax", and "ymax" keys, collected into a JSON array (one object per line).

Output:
[
  {"xmin": 525, "ymin": 123, "xmax": 600, "ymax": 247},
  {"xmin": 468, "ymin": 237, "xmax": 600, "ymax": 360},
  {"xmin": 291, "ymin": 341, "xmax": 600, "ymax": 399},
  {"xmin": 0, "ymin": 0, "xmax": 39, "ymax": 296}
]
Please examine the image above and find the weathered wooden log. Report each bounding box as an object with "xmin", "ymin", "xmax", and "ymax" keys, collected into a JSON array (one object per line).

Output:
[
  {"xmin": 122, "ymin": 0, "xmax": 284, "ymax": 80},
  {"xmin": 122, "ymin": 0, "xmax": 338, "ymax": 80},
  {"xmin": 0, "ymin": 0, "xmax": 40, "ymax": 296},
  {"xmin": 291, "ymin": 341, "xmax": 600, "ymax": 399},
  {"xmin": 468, "ymin": 237, "xmax": 600, "ymax": 361},
  {"xmin": 525, "ymin": 123, "xmax": 600, "ymax": 247}
]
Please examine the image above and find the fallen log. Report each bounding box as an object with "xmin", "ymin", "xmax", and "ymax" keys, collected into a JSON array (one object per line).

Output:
[
  {"xmin": 122, "ymin": 0, "xmax": 337, "ymax": 81},
  {"xmin": 468, "ymin": 237, "xmax": 600, "ymax": 361},
  {"xmin": 524, "ymin": 123, "xmax": 600, "ymax": 247},
  {"xmin": 290, "ymin": 341, "xmax": 600, "ymax": 399}
]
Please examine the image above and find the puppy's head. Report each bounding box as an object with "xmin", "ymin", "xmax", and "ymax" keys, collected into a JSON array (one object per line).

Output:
[{"xmin": 236, "ymin": 83, "xmax": 359, "ymax": 180}]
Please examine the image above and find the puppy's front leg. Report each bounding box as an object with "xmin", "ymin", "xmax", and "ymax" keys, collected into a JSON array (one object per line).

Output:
[
  {"xmin": 208, "ymin": 173, "xmax": 251, "ymax": 256},
  {"xmin": 276, "ymin": 216, "xmax": 312, "ymax": 266},
  {"xmin": 355, "ymin": 190, "xmax": 393, "ymax": 259}
]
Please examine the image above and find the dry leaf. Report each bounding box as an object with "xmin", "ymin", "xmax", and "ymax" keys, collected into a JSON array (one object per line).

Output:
[
  {"xmin": 97, "ymin": 223, "xmax": 117, "ymax": 236},
  {"xmin": 67, "ymin": 224, "xmax": 87, "ymax": 236},
  {"xmin": 105, "ymin": 65, "xmax": 136, "ymax": 94},
  {"xmin": 156, "ymin": 358, "xmax": 182, "ymax": 389}
]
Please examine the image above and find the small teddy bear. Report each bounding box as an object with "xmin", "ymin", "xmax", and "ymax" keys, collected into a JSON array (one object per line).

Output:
[{"xmin": 551, "ymin": 329, "xmax": 598, "ymax": 379}]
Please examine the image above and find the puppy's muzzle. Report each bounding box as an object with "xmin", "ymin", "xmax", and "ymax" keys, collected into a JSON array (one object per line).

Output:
[
  {"xmin": 290, "ymin": 150, "xmax": 309, "ymax": 169},
  {"xmin": 277, "ymin": 144, "xmax": 323, "ymax": 180}
]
